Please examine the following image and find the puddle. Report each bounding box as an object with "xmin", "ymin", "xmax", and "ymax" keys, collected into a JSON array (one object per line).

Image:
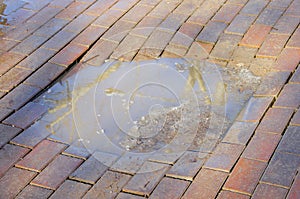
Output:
[{"xmin": 34, "ymin": 57, "xmax": 261, "ymax": 164}]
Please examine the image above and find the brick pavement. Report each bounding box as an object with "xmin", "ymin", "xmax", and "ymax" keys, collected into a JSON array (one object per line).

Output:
[{"xmin": 0, "ymin": 0, "xmax": 300, "ymax": 198}]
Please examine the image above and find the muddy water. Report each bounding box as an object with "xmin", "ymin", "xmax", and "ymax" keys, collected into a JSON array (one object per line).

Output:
[{"xmin": 34, "ymin": 57, "xmax": 261, "ymax": 160}]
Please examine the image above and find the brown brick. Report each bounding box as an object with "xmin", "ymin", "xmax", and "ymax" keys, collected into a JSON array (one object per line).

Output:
[
  {"xmin": 0, "ymin": 124, "xmax": 21, "ymax": 147},
  {"xmin": 0, "ymin": 84, "xmax": 41, "ymax": 110},
  {"xmin": 85, "ymin": 0, "xmax": 117, "ymax": 16},
  {"xmin": 42, "ymin": 30, "xmax": 77, "ymax": 51},
  {"xmin": 287, "ymin": 28, "xmax": 300, "ymax": 48},
  {"xmin": 11, "ymin": 35, "xmax": 48, "ymax": 55},
  {"xmin": 213, "ymin": 4, "xmax": 242, "ymax": 23},
  {"xmin": 116, "ymin": 192, "xmax": 144, "ymax": 199},
  {"xmin": 261, "ymin": 152, "xmax": 300, "ymax": 188},
  {"xmin": 122, "ymin": 3, "xmax": 153, "ymax": 23},
  {"xmin": 62, "ymin": 144, "xmax": 90, "ymax": 160},
  {"xmin": 268, "ymin": 0, "xmax": 293, "ymax": 9},
  {"xmin": 285, "ymin": 0, "xmax": 300, "ymax": 17},
  {"xmin": 148, "ymin": 0, "xmax": 181, "ymax": 19},
  {"xmin": 179, "ymin": 23, "xmax": 203, "ymax": 39},
  {"xmin": 6, "ymin": 8, "xmax": 35, "ymax": 26},
  {"xmin": 196, "ymin": 21, "xmax": 227, "ymax": 44},
  {"xmin": 83, "ymin": 171, "xmax": 131, "ymax": 199},
  {"xmin": 0, "ymin": 167, "xmax": 36, "ymax": 199},
  {"xmin": 240, "ymin": 24, "xmax": 272, "ymax": 48},
  {"xmin": 204, "ymin": 143, "xmax": 244, "ymax": 172},
  {"xmin": 16, "ymin": 140, "xmax": 66, "ymax": 172},
  {"xmin": 110, "ymin": 153, "xmax": 147, "ymax": 175},
  {"xmin": 240, "ymin": 0, "xmax": 268, "ymax": 15},
  {"xmin": 149, "ymin": 177, "xmax": 190, "ymax": 199},
  {"xmin": 56, "ymin": 2, "xmax": 90, "ymax": 20},
  {"xmin": 0, "ymin": 52, "xmax": 26, "ymax": 75},
  {"xmin": 291, "ymin": 66, "xmax": 300, "ymax": 83},
  {"xmin": 210, "ymin": 34, "xmax": 241, "ymax": 61},
  {"xmin": 92, "ymin": 9, "xmax": 125, "ymax": 28},
  {"xmin": 291, "ymin": 109, "xmax": 300, "ymax": 126},
  {"xmin": 237, "ymin": 97, "xmax": 273, "ymax": 122},
  {"xmin": 0, "ymin": 67, "xmax": 32, "ymax": 92},
  {"xmin": 49, "ymin": 180, "xmax": 91, "ymax": 199},
  {"xmin": 123, "ymin": 161, "xmax": 170, "ymax": 196},
  {"xmin": 273, "ymin": 48, "xmax": 300, "ymax": 71},
  {"xmin": 49, "ymin": 0, "xmax": 74, "ymax": 8},
  {"xmin": 70, "ymin": 152, "xmax": 118, "ymax": 184},
  {"xmin": 188, "ymin": 1, "xmax": 222, "ymax": 25},
  {"xmin": 257, "ymin": 34, "xmax": 289, "ymax": 58},
  {"xmin": 72, "ymin": 25, "xmax": 107, "ymax": 47},
  {"xmin": 249, "ymin": 57, "xmax": 275, "ymax": 76},
  {"xmin": 18, "ymin": 48, "xmax": 57, "ymax": 70},
  {"xmin": 271, "ymin": 15, "xmax": 300, "ymax": 35},
  {"xmin": 256, "ymin": 108, "xmax": 294, "ymax": 134},
  {"xmin": 112, "ymin": 0, "xmax": 139, "ymax": 11},
  {"xmin": 222, "ymin": 122, "xmax": 258, "ymax": 145},
  {"xmin": 0, "ymin": 39, "xmax": 19, "ymax": 51},
  {"xmin": 163, "ymin": 44, "xmax": 188, "ymax": 58},
  {"xmin": 3, "ymin": 102, "xmax": 47, "ymax": 129},
  {"xmin": 287, "ymin": 172, "xmax": 300, "ymax": 199},
  {"xmin": 159, "ymin": 13, "xmax": 188, "ymax": 32},
  {"xmin": 82, "ymin": 39, "xmax": 118, "ymax": 66},
  {"xmin": 49, "ymin": 44, "xmax": 88, "ymax": 67},
  {"xmin": 274, "ymin": 84, "xmax": 300, "ymax": 108},
  {"xmin": 252, "ymin": 183, "xmax": 288, "ymax": 199},
  {"xmin": 255, "ymin": 8, "xmax": 284, "ymax": 26},
  {"xmin": 277, "ymin": 126, "xmax": 300, "ymax": 155},
  {"xmin": 16, "ymin": 185, "xmax": 53, "ymax": 199},
  {"xmin": 102, "ymin": 20, "xmax": 136, "ymax": 42},
  {"xmin": 231, "ymin": 46, "xmax": 257, "ymax": 65},
  {"xmin": 242, "ymin": 132, "xmax": 281, "ymax": 161},
  {"xmin": 217, "ymin": 190, "xmax": 250, "ymax": 199},
  {"xmin": 182, "ymin": 169, "xmax": 228, "ymax": 199},
  {"xmin": 225, "ymin": 14, "xmax": 256, "ymax": 36},
  {"xmin": 34, "ymin": 18, "xmax": 69, "ymax": 38},
  {"xmin": 0, "ymin": 144, "xmax": 29, "ymax": 177},
  {"xmin": 64, "ymin": 14, "xmax": 97, "ymax": 34},
  {"xmin": 28, "ymin": 6, "xmax": 61, "ymax": 24},
  {"xmin": 31, "ymin": 155, "xmax": 83, "ymax": 190},
  {"xmin": 255, "ymin": 71, "xmax": 291, "ymax": 96},
  {"xmin": 167, "ymin": 151, "xmax": 206, "ymax": 181},
  {"xmin": 224, "ymin": 158, "xmax": 267, "ymax": 195},
  {"xmin": 4, "ymin": 22, "xmax": 40, "ymax": 41},
  {"xmin": 24, "ymin": 63, "xmax": 65, "ymax": 89}
]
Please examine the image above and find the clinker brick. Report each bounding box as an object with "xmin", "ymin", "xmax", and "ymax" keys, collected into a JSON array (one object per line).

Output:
[{"xmin": 240, "ymin": 24, "xmax": 272, "ymax": 48}]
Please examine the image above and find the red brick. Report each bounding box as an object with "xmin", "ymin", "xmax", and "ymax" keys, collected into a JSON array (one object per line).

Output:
[
  {"xmin": 287, "ymin": 173, "xmax": 300, "ymax": 199},
  {"xmin": 213, "ymin": 4, "xmax": 242, "ymax": 23},
  {"xmin": 237, "ymin": 97, "xmax": 273, "ymax": 122},
  {"xmin": 0, "ymin": 124, "xmax": 21, "ymax": 147},
  {"xmin": 83, "ymin": 171, "xmax": 131, "ymax": 199},
  {"xmin": 116, "ymin": 192, "xmax": 144, "ymax": 199},
  {"xmin": 287, "ymin": 28, "xmax": 300, "ymax": 48},
  {"xmin": 196, "ymin": 21, "xmax": 227, "ymax": 44},
  {"xmin": 31, "ymin": 155, "xmax": 83, "ymax": 190},
  {"xmin": 4, "ymin": 22, "xmax": 40, "ymax": 41},
  {"xmin": 64, "ymin": 14, "xmax": 97, "ymax": 34},
  {"xmin": 182, "ymin": 169, "xmax": 228, "ymax": 199},
  {"xmin": 204, "ymin": 143, "xmax": 244, "ymax": 172},
  {"xmin": 173, "ymin": 0, "xmax": 199, "ymax": 14},
  {"xmin": 49, "ymin": 44, "xmax": 88, "ymax": 67},
  {"xmin": 0, "ymin": 144, "xmax": 29, "ymax": 177},
  {"xmin": 72, "ymin": 25, "xmax": 107, "ymax": 47},
  {"xmin": 3, "ymin": 102, "xmax": 47, "ymax": 129},
  {"xmin": 167, "ymin": 151, "xmax": 206, "ymax": 181},
  {"xmin": 112, "ymin": 0, "xmax": 139, "ymax": 11},
  {"xmin": 0, "ymin": 84, "xmax": 41, "ymax": 110},
  {"xmin": 257, "ymin": 34, "xmax": 289, "ymax": 58},
  {"xmin": 286, "ymin": 0, "xmax": 300, "ymax": 17},
  {"xmin": 179, "ymin": 23, "xmax": 203, "ymax": 39},
  {"xmin": 242, "ymin": 132, "xmax": 281, "ymax": 162},
  {"xmin": 92, "ymin": 9, "xmax": 125, "ymax": 28},
  {"xmin": 16, "ymin": 140, "xmax": 66, "ymax": 172},
  {"xmin": 0, "ymin": 67, "xmax": 32, "ymax": 92},
  {"xmin": 11, "ymin": 35, "xmax": 48, "ymax": 55},
  {"xmin": 27, "ymin": 6, "xmax": 61, "ymax": 25},
  {"xmin": 56, "ymin": 2, "xmax": 90, "ymax": 20},
  {"xmin": 149, "ymin": 178, "xmax": 190, "ymax": 199},
  {"xmin": 252, "ymin": 183, "xmax": 288, "ymax": 199},
  {"xmin": 273, "ymin": 48, "xmax": 300, "ymax": 71},
  {"xmin": 85, "ymin": 0, "xmax": 118, "ymax": 16},
  {"xmin": 291, "ymin": 67, "xmax": 300, "ymax": 83},
  {"xmin": 49, "ymin": 180, "xmax": 91, "ymax": 199},
  {"xmin": 271, "ymin": 15, "xmax": 300, "ymax": 35},
  {"xmin": 148, "ymin": 0, "xmax": 181, "ymax": 19},
  {"xmin": 256, "ymin": 108, "xmax": 294, "ymax": 134},
  {"xmin": 0, "ymin": 39, "xmax": 19, "ymax": 51},
  {"xmin": 49, "ymin": 0, "xmax": 74, "ymax": 8},
  {"xmin": 34, "ymin": 18, "xmax": 69, "ymax": 38},
  {"xmin": 222, "ymin": 122, "xmax": 258, "ymax": 145},
  {"xmin": 217, "ymin": 190, "xmax": 250, "ymax": 199},
  {"xmin": 255, "ymin": 71, "xmax": 291, "ymax": 96},
  {"xmin": 240, "ymin": 24, "xmax": 272, "ymax": 48},
  {"xmin": 291, "ymin": 109, "xmax": 300, "ymax": 126},
  {"xmin": 130, "ymin": 16, "xmax": 162, "ymax": 37},
  {"xmin": 0, "ymin": 52, "xmax": 26, "ymax": 75},
  {"xmin": 274, "ymin": 84, "xmax": 300, "ymax": 108},
  {"xmin": 0, "ymin": 167, "xmax": 36, "ymax": 198},
  {"xmin": 122, "ymin": 3, "xmax": 153, "ymax": 23},
  {"xmin": 223, "ymin": 158, "xmax": 267, "ymax": 195},
  {"xmin": 102, "ymin": 20, "xmax": 136, "ymax": 42},
  {"xmin": 24, "ymin": 63, "xmax": 65, "ymax": 89},
  {"xmin": 188, "ymin": 1, "xmax": 222, "ymax": 25},
  {"xmin": 42, "ymin": 30, "xmax": 78, "ymax": 51},
  {"xmin": 123, "ymin": 162, "xmax": 170, "ymax": 196},
  {"xmin": 16, "ymin": 185, "xmax": 53, "ymax": 199}
]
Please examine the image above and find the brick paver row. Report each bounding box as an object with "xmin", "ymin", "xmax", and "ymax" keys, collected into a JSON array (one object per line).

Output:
[{"xmin": 0, "ymin": 0, "xmax": 300, "ymax": 198}]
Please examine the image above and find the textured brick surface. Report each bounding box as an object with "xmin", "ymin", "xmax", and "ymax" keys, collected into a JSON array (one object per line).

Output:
[
  {"xmin": 273, "ymin": 48, "xmax": 300, "ymax": 71},
  {"xmin": 0, "ymin": 124, "xmax": 22, "ymax": 148},
  {"xmin": 16, "ymin": 185, "xmax": 53, "ymax": 199},
  {"xmin": 291, "ymin": 109, "xmax": 300, "ymax": 126},
  {"xmin": 217, "ymin": 190, "xmax": 250, "ymax": 199},
  {"xmin": 197, "ymin": 21, "xmax": 227, "ymax": 44},
  {"xmin": 49, "ymin": 180, "xmax": 91, "ymax": 199},
  {"xmin": 0, "ymin": 52, "xmax": 26, "ymax": 75},
  {"xmin": 252, "ymin": 183, "xmax": 288, "ymax": 199},
  {"xmin": 224, "ymin": 158, "xmax": 267, "ymax": 195},
  {"xmin": 271, "ymin": 15, "xmax": 300, "ymax": 35},
  {"xmin": 240, "ymin": 24, "xmax": 272, "ymax": 48},
  {"xmin": 274, "ymin": 84, "xmax": 300, "ymax": 108},
  {"xmin": 111, "ymin": 153, "xmax": 146, "ymax": 175},
  {"xmin": 0, "ymin": 67, "xmax": 32, "ymax": 92},
  {"xmin": 83, "ymin": 171, "xmax": 131, "ymax": 199},
  {"xmin": 16, "ymin": 140, "xmax": 66, "ymax": 172},
  {"xmin": 257, "ymin": 34, "xmax": 289, "ymax": 58},
  {"xmin": 287, "ymin": 173, "xmax": 300, "ymax": 199},
  {"xmin": 0, "ymin": 167, "xmax": 37, "ymax": 199},
  {"xmin": 222, "ymin": 122, "xmax": 257, "ymax": 145},
  {"xmin": 31, "ymin": 155, "xmax": 83, "ymax": 190},
  {"xmin": 3, "ymin": 102, "xmax": 47, "ymax": 129},
  {"xmin": 276, "ymin": 126, "xmax": 300, "ymax": 155},
  {"xmin": 225, "ymin": 14, "xmax": 256, "ymax": 35},
  {"xmin": 212, "ymin": 4, "xmax": 242, "ymax": 24},
  {"xmin": 149, "ymin": 178, "xmax": 190, "ymax": 199},
  {"xmin": 291, "ymin": 66, "xmax": 300, "ymax": 83},
  {"xmin": 182, "ymin": 169, "xmax": 228, "ymax": 199}
]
